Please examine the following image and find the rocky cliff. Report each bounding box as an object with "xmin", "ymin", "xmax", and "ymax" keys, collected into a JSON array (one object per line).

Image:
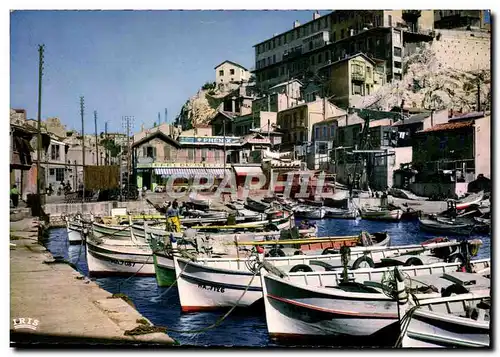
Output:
[{"xmin": 358, "ymin": 43, "xmax": 491, "ymax": 112}]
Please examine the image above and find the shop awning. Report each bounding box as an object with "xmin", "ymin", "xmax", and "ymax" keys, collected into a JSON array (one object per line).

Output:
[
  {"xmin": 233, "ymin": 166, "xmax": 264, "ymax": 176},
  {"xmin": 154, "ymin": 167, "xmax": 229, "ymax": 179}
]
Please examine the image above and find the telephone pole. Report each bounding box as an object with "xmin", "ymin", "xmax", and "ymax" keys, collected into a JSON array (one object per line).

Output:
[
  {"xmin": 94, "ymin": 111, "xmax": 99, "ymax": 165},
  {"xmin": 164, "ymin": 108, "xmax": 168, "ymax": 123},
  {"xmin": 36, "ymin": 44, "xmax": 45, "ymax": 204},
  {"xmin": 104, "ymin": 121, "xmax": 109, "ymax": 165},
  {"xmin": 80, "ymin": 96, "xmax": 85, "ymax": 204},
  {"xmin": 121, "ymin": 116, "xmax": 134, "ymax": 200}
]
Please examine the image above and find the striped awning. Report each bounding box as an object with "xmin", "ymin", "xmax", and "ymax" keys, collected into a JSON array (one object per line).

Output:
[{"xmin": 154, "ymin": 167, "xmax": 230, "ymax": 179}]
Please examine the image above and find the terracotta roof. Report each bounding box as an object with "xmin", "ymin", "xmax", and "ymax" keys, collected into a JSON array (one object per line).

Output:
[{"xmin": 417, "ymin": 120, "xmax": 474, "ymax": 133}]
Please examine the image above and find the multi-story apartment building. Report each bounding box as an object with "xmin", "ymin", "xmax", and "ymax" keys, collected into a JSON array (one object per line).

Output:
[
  {"xmin": 253, "ymin": 10, "xmax": 435, "ymax": 88},
  {"xmin": 318, "ymin": 53, "xmax": 386, "ymax": 109},
  {"xmin": 434, "ymin": 10, "xmax": 488, "ymax": 30},
  {"xmin": 276, "ymin": 99, "xmax": 346, "ymax": 153}
]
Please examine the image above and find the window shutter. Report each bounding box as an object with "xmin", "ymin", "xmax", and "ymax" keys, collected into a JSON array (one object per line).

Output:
[{"xmin": 153, "ymin": 147, "xmax": 157, "ymax": 158}]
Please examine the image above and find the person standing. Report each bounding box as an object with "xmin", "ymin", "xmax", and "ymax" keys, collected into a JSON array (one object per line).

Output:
[{"xmin": 10, "ymin": 184, "xmax": 20, "ymax": 208}]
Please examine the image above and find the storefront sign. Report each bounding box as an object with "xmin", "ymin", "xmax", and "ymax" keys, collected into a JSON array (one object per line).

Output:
[
  {"xmin": 179, "ymin": 136, "xmax": 240, "ymax": 145},
  {"xmin": 136, "ymin": 162, "xmax": 225, "ymax": 169}
]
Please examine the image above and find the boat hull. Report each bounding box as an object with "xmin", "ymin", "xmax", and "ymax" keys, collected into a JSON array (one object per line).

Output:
[
  {"xmin": 67, "ymin": 224, "xmax": 84, "ymax": 244},
  {"xmin": 153, "ymin": 252, "xmax": 176, "ymax": 287},
  {"xmin": 401, "ymin": 296, "xmax": 490, "ymax": 348},
  {"xmin": 85, "ymin": 240, "xmax": 155, "ymax": 277},
  {"xmin": 262, "ymin": 274, "xmax": 398, "ymax": 339},
  {"xmin": 418, "ymin": 219, "xmax": 473, "ymax": 236},
  {"xmin": 360, "ymin": 209, "xmax": 402, "ymax": 221},
  {"xmin": 173, "ymin": 257, "xmax": 262, "ymax": 312}
]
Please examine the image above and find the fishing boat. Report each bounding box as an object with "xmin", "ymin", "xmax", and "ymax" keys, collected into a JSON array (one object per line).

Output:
[
  {"xmin": 171, "ymin": 239, "xmax": 482, "ymax": 312},
  {"xmin": 359, "ymin": 206, "xmax": 403, "ymax": 221},
  {"xmin": 235, "ymin": 232, "xmax": 390, "ymax": 256},
  {"xmin": 395, "ymin": 268, "xmax": 490, "ymax": 348},
  {"xmin": 260, "ymin": 262, "xmax": 490, "ymax": 341},
  {"xmin": 191, "ymin": 209, "xmax": 294, "ymax": 231},
  {"xmin": 63, "ymin": 216, "xmax": 85, "ymax": 244},
  {"xmin": 85, "ymin": 237, "xmax": 155, "ymax": 277},
  {"xmin": 294, "ymin": 206, "xmax": 326, "ymax": 219},
  {"xmin": 244, "ymin": 197, "xmax": 271, "ymax": 212},
  {"xmin": 454, "ymin": 191, "xmax": 484, "ymax": 211},
  {"xmin": 418, "ymin": 218, "xmax": 474, "ymax": 236},
  {"xmin": 324, "ymin": 206, "xmax": 359, "ymax": 219}
]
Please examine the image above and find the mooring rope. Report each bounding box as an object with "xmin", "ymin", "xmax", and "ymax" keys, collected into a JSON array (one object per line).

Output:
[{"xmin": 117, "ymin": 255, "xmax": 152, "ymax": 293}]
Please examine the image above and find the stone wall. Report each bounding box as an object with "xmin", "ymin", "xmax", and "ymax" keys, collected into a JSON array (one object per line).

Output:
[{"xmin": 431, "ymin": 29, "xmax": 490, "ymax": 72}]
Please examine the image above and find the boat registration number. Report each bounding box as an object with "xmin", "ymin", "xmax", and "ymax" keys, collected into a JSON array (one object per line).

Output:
[
  {"xmin": 197, "ymin": 283, "xmax": 225, "ymax": 293},
  {"xmin": 110, "ymin": 259, "xmax": 136, "ymax": 267}
]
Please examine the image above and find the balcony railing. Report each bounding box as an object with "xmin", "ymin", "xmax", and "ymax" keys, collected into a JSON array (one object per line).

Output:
[{"xmin": 351, "ymin": 72, "xmax": 365, "ymax": 82}]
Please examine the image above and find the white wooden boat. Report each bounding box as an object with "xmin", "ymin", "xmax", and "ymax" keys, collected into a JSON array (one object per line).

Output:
[
  {"xmin": 85, "ymin": 238, "xmax": 155, "ymax": 277},
  {"xmin": 171, "ymin": 239, "xmax": 480, "ymax": 312},
  {"xmin": 261, "ymin": 261, "xmax": 491, "ymax": 341},
  {"xmin": 324, "ymin": 206, "xmax": 359, "ymax": 219},
  {"xmin": 454, "ymin": 191, "xmax": 484, "ymax": 210},
  {"xmin": 360, "ymin": 207, "xmax": 403, "ymax": 221},
  {"xmin": 395, "ymin": 268, "xmax": 490, "ymax": 348},
  {"xmin": 294, "ymin": 206, "xmax": 326, "ymax": 219},
  {"xmin": 64, "ymin": 217, "xmax": 84, "ymax": 244}
]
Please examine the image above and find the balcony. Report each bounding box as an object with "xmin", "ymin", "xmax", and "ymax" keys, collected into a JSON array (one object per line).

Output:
[
  {"xmin": 351, "ymin": 72, "xmax": 365, "ymax": 82},
  {"xmin": 402, "ymin": 10, "xmax": 422, "ymax": 21}
]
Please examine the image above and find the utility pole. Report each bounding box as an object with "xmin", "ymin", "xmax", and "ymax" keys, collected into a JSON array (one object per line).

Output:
[
  {"xmin": 36, "ymin": 44, "xmax": 45, "ymax": 209},
  {"xmin": 80, "ymin": 96, "xmax": 85, "ymax": 205},
  {"xmin": 165, "ymin": 108, "xmax": 168, "ymax": 123},
  {"xmin": 121, "ymin": 116, "xmax": 134, "ymax": 200},
  {"xmin": 104, "ymin": 121, "xmax": 108, "ymax": 165},
  {"xmin": 158, "ymin": 112, "xmax": 161, "ymax": 125},
  {"xmin": 94, "ymin": 110, "xmax": 99, "ymax": 165},
  {"xmin": 223, "ymin": 116, "xmax": 227, "ymax": 180}
]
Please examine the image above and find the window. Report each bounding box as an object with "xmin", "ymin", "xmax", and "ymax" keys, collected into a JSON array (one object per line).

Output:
[
  {"xmin": 394, "ymin": 61, "xmax": 402, "ymax": 69},
  {"xmin": 164, "ymin": 145, "xmax": 171, "ymax": 160},
  {"xmin": 230, "ymin": 69, "xmax": 235, "ymax": 75},
  {"xmin": 394, "ymin": 46, "xmax": 402, "ymax": 57},
  {"xmin": 333, "ymin": 31, "xmax": 336, "ymax": 42},
  {"xmin": 49, "ymin": 168, "xmax": 55, "ymax": 176},
  {"xmin": 318, "ymin": 142, "xmax": 327, "ymax": 154},
  {"xmin": 318, "ymin": 53, "xmax": 322, "ymax": 64},
  {"xmin": 366, "ymin": 84, "xmax": 371, "ymax": 95},
  {"xmin": 309, "ymin": 41, "xmax": 313, "ymax": 51},
  {"xmin": 55, "ymin": 168, "xmax": 64, "ymax": 182},
  {"xmin": 273, "ymin": 54, "xmax": 276, "ymax": 63},
  {"xmin": 325, "ymin": 51, "xmax": 330, "ymax": 62},
  {"xmin": 278, "ymin": 36, "xmax": 281, "ymax": 46},
  {"xmin": 394, "ymin": 73, "xmax": 402, "ymax": 81},
  {"xmin": 352, "ymin": 82, "xmax": 363, "ymax": 95},
  {"xmin": 219, "ymin": 70, "xmax": 224, "ymax": 76},
  {"xmin": 330, "ymin": 125, "xmax": 335, "ymax": 137},
  {"xmin": 340, "ymin": 29, "xmax": 345, "ymax": 39},
  {"xmin": 323, "ymin": 126, "xmax": 327, "ymax": 138},
  {"xmin": 311, "ymin": 56, "xmax": 315, "ymax": 65},
  {"xmin": 201, "ymin": 148, "xmax": 208, "ymax": 161},
  {"xmin": 315, "ymin": 127, "xmax": 320, "ymax": 139},
  {"xmin": 50, "ymin": 144, "xmax": 60, "ymax": 161},
  {"xmin": 188, "ymin": 148, "xmax": 194, "ymax": 161}
]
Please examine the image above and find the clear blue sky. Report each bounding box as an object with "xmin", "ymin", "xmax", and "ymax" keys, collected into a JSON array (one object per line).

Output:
[{"xmin": 10, "ymin": 10, "xmax": 325, "ymax": 134}]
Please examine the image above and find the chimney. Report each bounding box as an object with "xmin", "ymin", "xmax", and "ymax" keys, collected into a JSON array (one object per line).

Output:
[
  {"xmin": 313, "ymin": 11, "xmax": 321, "ymax": 20},
  {"xmin": 293, "ymin": 20, "xmax": 300, "ymax": 28}
]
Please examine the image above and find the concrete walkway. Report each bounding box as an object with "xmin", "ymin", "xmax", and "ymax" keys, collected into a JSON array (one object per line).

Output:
[{"xmin": 10, "ymin": 217, "xmax": 175, "ymax": 346}]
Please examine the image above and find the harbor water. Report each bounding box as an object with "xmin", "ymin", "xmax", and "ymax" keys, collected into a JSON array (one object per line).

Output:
[{"xmin": 46, "ymin": 219, "xmax": 490, "ymax": 347}]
